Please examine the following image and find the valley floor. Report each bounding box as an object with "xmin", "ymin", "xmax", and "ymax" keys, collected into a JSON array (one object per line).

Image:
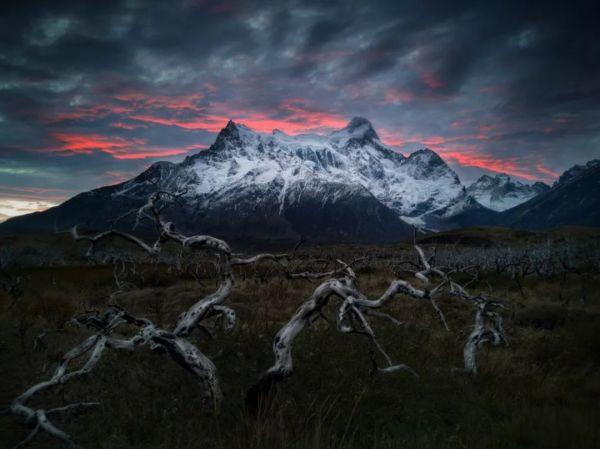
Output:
[{"xmin": 1, "ymin": 229, "xmax": 600, "ymax": 449}]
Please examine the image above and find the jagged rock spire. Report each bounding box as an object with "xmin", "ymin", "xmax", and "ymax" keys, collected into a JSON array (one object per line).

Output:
[{"xmin": 342, "ymin": 116, "xmax": 379, "ymax": 141}]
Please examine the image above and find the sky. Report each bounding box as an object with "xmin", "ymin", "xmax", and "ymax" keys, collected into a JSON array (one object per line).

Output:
[{"xmin": 1, "ymin": 0, "xmax": 599, "ymax": 220}]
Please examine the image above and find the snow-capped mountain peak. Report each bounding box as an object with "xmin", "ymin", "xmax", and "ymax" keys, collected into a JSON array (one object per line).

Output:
[
  {"xmin": 146, "ymin": 119, "xmax": 467, "ymax": 224},
  {"xmin": 0, "ymin": 117, "xmax": 480, "ymax": 240},
  {"xmin": 329, "ymin": 117, "xmax": 383, "ymax": 149},
  {"xmin": 466, "ymin": 173, "xmax": 550, "ymax": 211},
  {"xmin": 345, "ymin": 116, "xmax": 375, "ymax": 132},
  {"xmin": 339, "ymin": 116, "xmax": 378, "ymax": 138},
  {"xmin": 403, "ymin": 149, "xmax": 457, "ymax": 181}
]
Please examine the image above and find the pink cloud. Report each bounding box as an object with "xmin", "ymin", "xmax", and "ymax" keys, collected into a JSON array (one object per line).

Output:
[
  {"xmin": 535, "ymin": 163, "xmax": 560, "ymax": 180},
  {"xmin": 130, "ymin": 98, "xmax": 349, "ymax": 135},
  {"xmin": 47, "ymin": 132, "xmax": 202, "ymax": 160},
  {"xmin": 379, "ymin": 128, "xmax": 549, "ymax": 181},
  {"xmin": 43, "ymin": 84, "xmax": 560, "ymax": 183},
  {"xmin": 384, "ymin": 89, "xmax": 414, "ymax": 104}
]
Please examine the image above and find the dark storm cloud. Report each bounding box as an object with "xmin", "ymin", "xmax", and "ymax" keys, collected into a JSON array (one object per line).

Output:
[
  {"xmin": 0, "ymin": 0, "xmax": 599, "ymax": 216},
  {"xmin": 304, "ymin": 18, "xmax": 351, "ymax": 51}
]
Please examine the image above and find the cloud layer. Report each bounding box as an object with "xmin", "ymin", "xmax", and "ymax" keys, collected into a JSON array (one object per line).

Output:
[{"xmin": 1, "ymin": 0, "xmax": 599, "ymax": 216}]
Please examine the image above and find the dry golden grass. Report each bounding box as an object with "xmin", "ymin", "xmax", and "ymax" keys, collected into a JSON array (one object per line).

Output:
[{"xmin": 1, "ymin": 239, "xmax": 600, "ymax": 449}]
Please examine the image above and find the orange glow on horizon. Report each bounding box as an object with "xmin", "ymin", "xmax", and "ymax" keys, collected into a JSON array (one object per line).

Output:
[
  {"xmin": 48, "ymin": 133, "xmax": 202, "ymax": 159},
  {"xmin": 44, "ymin": 88, "xmax": 559, "ymax": 182}
]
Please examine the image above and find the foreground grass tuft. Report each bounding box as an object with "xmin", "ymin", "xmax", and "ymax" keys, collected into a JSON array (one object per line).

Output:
[{"xmin": 1, "ymin": 241, "xmax": 599, "ymax": 449}]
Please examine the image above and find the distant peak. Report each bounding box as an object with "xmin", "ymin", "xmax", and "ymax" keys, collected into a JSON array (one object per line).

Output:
[
  {"xmin": 219, "ymin": 119, "xmax": 242, "ymax": 135},
  {"xmin": 402, "ymin": 148, "xmax": 457, "ymax": 181},
  {"xmin": 413, "ymin": 148, "xmax": 436, "ymax": 154},
  {"xmin": 480, "ymin": 173, "xmax": 511, "ymax": 184},
  {"xmin": 339, "ymin": 116, "xmax": 379, "ymax": 142},
  {"xmin": 555, "ymin": 159, "xmax": 600, "ymax": 186},
  {"xmin": 148, "ymin": 160, "xmax": 175, "ymax": 169},
  {"xmin": 213, "ymin": 119, "xmax": 242, "ymax": 146},
  {"xmin": 532, "ymin": 181, "xmax": 551, "ymax": 193},
  {"xmin": 222, "ymin": 119, "xmax": 258, "ymax": 135},
  {"xmin": 345, "ymin": 117, "xmax": 373, "ymax": 131},
  {"xmin": 408, "ymin": 148, "xmax": 444, "ymax": 164}
]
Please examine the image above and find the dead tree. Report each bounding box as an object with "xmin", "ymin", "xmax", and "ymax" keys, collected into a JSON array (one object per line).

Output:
[
  {"xmin": 449, "ymin": 282, "xmax": 507, "ymax": 374},
  {"xmin": 4, "ymin": 192, "xmax": 511, "ymax": 446},
  {"xmin": 5, "ymin": 190, "xmax": 289, "ymax": 449},
  {"xmin": 247, "ymin": 239, "xmax": 510, "ymax": 408}
]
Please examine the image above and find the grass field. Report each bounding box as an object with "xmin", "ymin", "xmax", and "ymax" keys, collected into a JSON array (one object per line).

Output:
[{"xmin": 1, "ymin": 228, "xmax": 600, "ymax": 449}]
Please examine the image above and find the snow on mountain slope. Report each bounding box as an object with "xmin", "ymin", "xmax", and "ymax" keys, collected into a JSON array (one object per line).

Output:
[
  {"xmin": 120, "ymin": 117, "xmax": 465, "ymax": 222},
  {"xmin": 0, "ymin": 117, "xmax": 473, "ymax": 241},
  {"xmin": 466, "ymin": 173, "xmax": 550, "ymax": 212}
]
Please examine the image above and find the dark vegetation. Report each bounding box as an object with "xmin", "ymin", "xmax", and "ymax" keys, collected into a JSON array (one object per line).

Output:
[{"xmin": 1, "ymin": 227, "xmax": 600, "ymax": 449}]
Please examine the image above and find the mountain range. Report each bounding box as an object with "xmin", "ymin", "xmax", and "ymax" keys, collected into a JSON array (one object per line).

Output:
[
  {"xmin": 497, "ymin": 160, "xmax": 600, "ymax": 229},
  {"xmin": 466, "ymin": 174, "xmax": 550, "ymax": 212},
  {"xmin": 0, "ymin": 118, "xmax": 598, "ymax": 242}
]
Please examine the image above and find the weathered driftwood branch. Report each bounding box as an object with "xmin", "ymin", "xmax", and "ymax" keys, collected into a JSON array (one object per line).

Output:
[
  {"xmin": 6, "ymin": 193, "xmax": 511, "ymax": 445},
  {"xmin": 7, "ymin": 190, "xmax": 290, "ymax": 448},
  {"xmin": 8, "ymin": 303, "xmax": 230, "ymax": 449},
  {"xmin": 247, "ymin": 243, "xmax": 454, "ymax": 408},
  {"xmin": 449, "ymin": 282, "xmax": 507, "ymax": 374},
  {"xmin": 248, "ymin": 241, "xmax": 507, "ymax": 408},
  {"xmin": 8, "ymin": 310, "xmax": 122, "ymax": 449},
  {"xmin": 463, "ymin": 301, "xmax": 506, "ymax": 374}
]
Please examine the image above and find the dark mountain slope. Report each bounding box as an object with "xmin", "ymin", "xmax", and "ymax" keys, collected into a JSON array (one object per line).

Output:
[{"xmin": 499, "ymin": 160, "xmax": 600, "ymax": 229}]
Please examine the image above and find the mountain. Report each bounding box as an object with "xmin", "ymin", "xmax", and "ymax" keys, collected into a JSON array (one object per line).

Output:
[
  {"xmin": 466, "ymin": 173, "xmax": 550, "ymax": 211},
  {"xmin": 422, "ymin": 195, "xmax": 500, "ymax": 230},
  {"xmin": 4, "ymin": 117, "xmax": 470, "ymax": 242},
  {"xmin": 2, "ymin": 118, "xmax": 598, "ymax": 240},
  {"xmin": 553, "ymin": 160, "xmax": 600, "ymax": 186},
  {"xmin": 498, "ymin": 159, "xmax": 600, "ymax": 229}
]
